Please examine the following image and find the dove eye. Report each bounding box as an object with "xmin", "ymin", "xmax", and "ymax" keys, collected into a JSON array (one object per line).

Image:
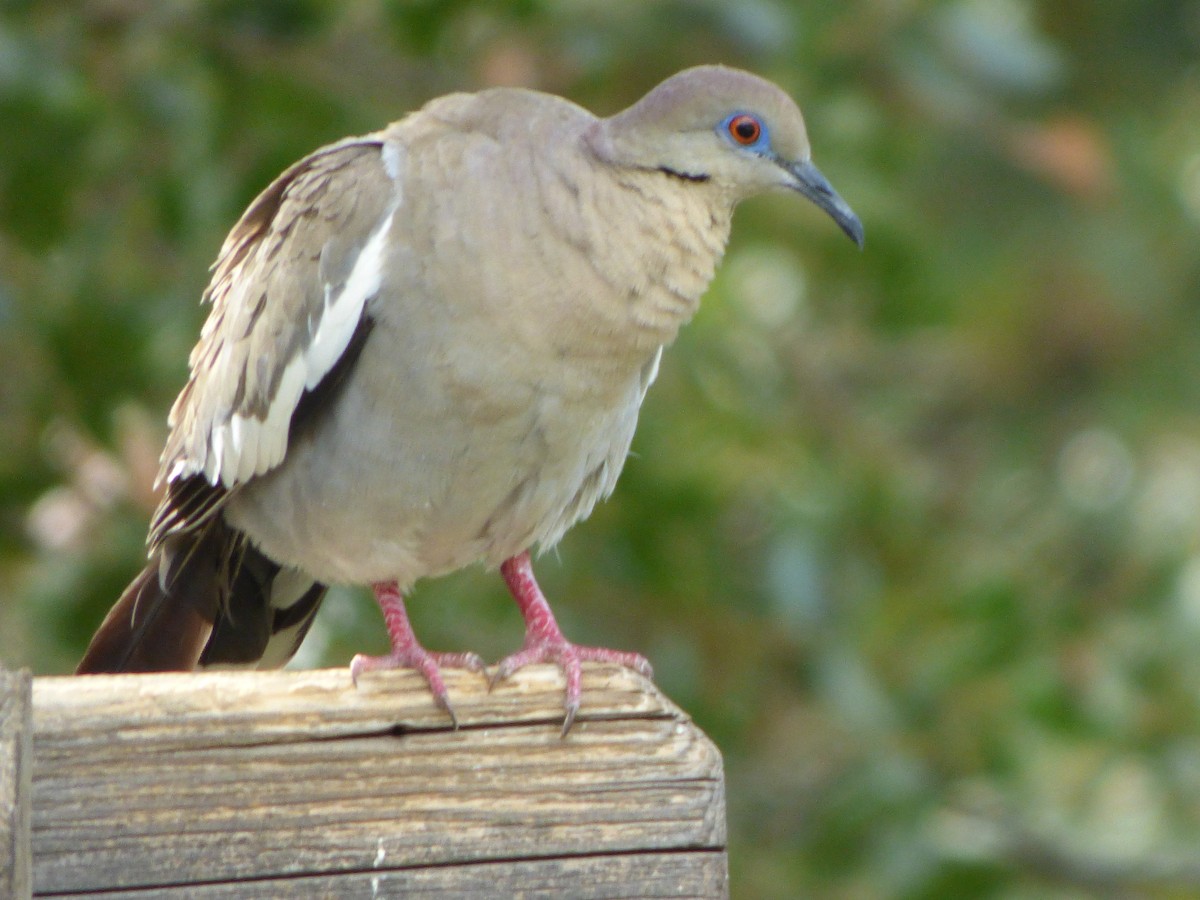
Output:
[{"xmin": 727, "ymin": 114, "xmax": 763, "ymax": 146}]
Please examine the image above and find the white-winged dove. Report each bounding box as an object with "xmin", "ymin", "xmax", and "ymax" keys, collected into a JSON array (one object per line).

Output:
[{"xmin": 77, "ymin": 65, "xmax": 862, "ymax": 731}]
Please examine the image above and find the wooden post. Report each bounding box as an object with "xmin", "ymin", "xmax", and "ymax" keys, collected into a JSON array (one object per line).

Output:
[
  {"xmin": 30, "ymin": 664, "xmax": 728, "ymax": 897},
  {"xmin": 1, "ymin": 666, "xmax": 33, "ymax": 900}
]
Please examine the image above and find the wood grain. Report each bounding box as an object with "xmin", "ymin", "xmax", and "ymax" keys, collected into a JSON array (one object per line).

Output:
[
  {"xmin": 31, "ymin": 664, "xmax": 727, "ymax": 897},
  {"xmin": 35, "ymin": 852, "xmax": 727, "ymax": 898},
  {"xmin": 1, "ymin": 667, "xmax": 32, "ymax": 900}
]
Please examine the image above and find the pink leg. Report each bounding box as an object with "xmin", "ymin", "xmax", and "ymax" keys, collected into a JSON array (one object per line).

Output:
[
  {"xmin": 350, "ymin": 581, "xmax": 484, "ymax": 727},
  {"xmin": 494, "ymin": 551, "xmax": 653, "ymax": 734}
]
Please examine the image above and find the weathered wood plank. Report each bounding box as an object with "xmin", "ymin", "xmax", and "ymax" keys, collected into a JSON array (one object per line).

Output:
[
  {"xmin": 1, "ymin": 667, "xmax": 33, "ymax": 900},
  {"xmin": 36, "ymin": 850, "xmax": 727, "ymax": 898},
  {"xmin": 32, "ymin": 665, "xmax": 727, "ymax": 896}
]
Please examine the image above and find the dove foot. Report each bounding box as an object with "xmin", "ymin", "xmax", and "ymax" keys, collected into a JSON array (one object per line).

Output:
[
  {"xmin": 495, "ymin": 552, "xmax": 653, "ymax": 735},
  {"xmin": 351, "ymin": 581, "xmax": 485, "ymax": 727}
]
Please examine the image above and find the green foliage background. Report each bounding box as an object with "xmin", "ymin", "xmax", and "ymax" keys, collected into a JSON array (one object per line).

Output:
[{"xmin": 3, "ymin": 1, "xmax": 1200, "ymax": 895}]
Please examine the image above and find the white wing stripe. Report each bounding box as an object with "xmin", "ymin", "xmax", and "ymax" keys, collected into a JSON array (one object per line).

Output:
[
  {"xmin": 305, "ymin": 209, "xmax": 394, "ymax": 390},
  {"xmin": 203, "ymin": 206, "xmax": 397, "ymax": 488},
  {"xmin": 639, "ymin": 346, "xmax": 663, "ymax": 403}
]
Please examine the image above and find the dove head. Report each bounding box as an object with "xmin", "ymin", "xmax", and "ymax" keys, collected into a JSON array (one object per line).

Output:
[{"xmin": 592, "ymin": 65, "xmax": 863, "ymax": 247}]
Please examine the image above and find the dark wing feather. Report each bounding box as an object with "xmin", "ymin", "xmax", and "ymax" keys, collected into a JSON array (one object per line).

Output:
[
  {"xmin": 151, "ymin": 133, "xmax": 399, "ymax": 549},
  {"xmin": 79, "ymin": 130, "xmax": 402, "ymax": 673}
]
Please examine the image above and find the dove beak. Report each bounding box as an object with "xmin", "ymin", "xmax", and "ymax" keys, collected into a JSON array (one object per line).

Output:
[{"xmin": 784, "ymin": 159, "xmax": 864, "ymax": 248}]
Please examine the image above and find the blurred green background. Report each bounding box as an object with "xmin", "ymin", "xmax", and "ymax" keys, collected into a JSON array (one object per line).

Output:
[{"xmin": 3, "ymin": 1, "xmax": 1200, "ymax": 896}]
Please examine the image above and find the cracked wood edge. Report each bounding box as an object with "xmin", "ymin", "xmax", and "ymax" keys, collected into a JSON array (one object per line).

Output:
[{"xmin": 31, "ymin": 665, "xmax": 728, "ymax": 897}]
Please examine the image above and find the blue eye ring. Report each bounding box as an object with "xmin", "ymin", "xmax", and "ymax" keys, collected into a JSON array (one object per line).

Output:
[{"xmin": 725, "ymin": 113, "xmax": 765, "ymax": 147}]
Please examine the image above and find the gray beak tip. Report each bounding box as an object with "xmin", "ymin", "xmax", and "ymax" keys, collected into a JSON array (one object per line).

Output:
[
  {"xmin": 841, "ymin": 212, "xmax": 865, "ymax": 250},
  {"xmin": 786, "ymin": 159, "xmax": 864, "ymax": 250}
]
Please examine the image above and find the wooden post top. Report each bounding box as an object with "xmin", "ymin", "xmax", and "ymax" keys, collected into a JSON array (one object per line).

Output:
[{"xmin": 21, "ymin": 664, "xmax": 728, "ymax": 898}]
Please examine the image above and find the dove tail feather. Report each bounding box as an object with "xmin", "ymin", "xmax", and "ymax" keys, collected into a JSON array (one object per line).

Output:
[{"xmin": 76, "ymin": 521, "xmax": 327, "ymax": 674}]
